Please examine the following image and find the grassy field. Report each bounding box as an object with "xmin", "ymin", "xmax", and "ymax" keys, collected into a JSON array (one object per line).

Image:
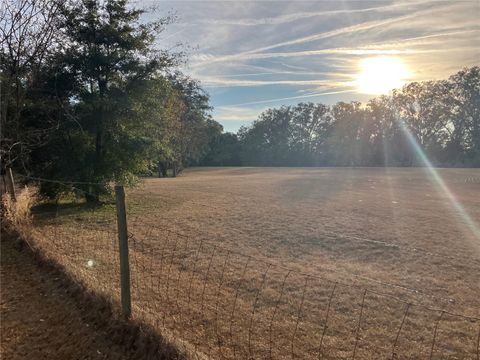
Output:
[{"xmin": 29, "ymin": 167, "xmax": 480, "ymax": 359}]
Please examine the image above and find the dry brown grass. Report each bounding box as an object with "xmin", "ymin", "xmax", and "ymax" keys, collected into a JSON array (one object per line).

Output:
[
  {"xmin": 22, "ymin": 167, "xmax": 480, "ymax": 359},
  {"xmin": 2, "ymin": 186, "xmax": 37, "ymax": 231},
  {"xmin": 1, "ymin": 231, "xmax": 183, "ymax": 360},
  {"xmin": 2, "ymin": 189, "xmax": 184, "ymax": 360}
]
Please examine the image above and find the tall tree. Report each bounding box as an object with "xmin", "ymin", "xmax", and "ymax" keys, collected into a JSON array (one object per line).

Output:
[
  {"xmin": 365, "ymin": 96, "xmax": 401, "ymax": 165},
  {"xmin": 239, "ymin": 106, "xmax": 294, "ymax": 166},
  {"xmin": 201, "ymin": 132, "xmax": 241, "ymax": 166},
  {"xmin": 0, "ymin": 0, "xmax": 62, "ymax": 170},
  {"xmin": 392, "ymin": 81, "xmax": 450, "ymax": 165},
  {"xmin": 448, "ymin": 66, "xmax": 480, "ymax": 165},
  {"xmin": 164, "ymin": 73, "xmax": 218, "ymax": 176},
  {"xmin": 289, "ymin": 103, "xmax": 332, "ymax": 166},
  {"xmin": 233, "ymin": 67, "xmax": 479, "ymax": 168},
  {"xmin": 329, "ymin": 102, "xmax": 364, "ymax": 166},
  {"xmin": 44, "ymin": 0, "xmax": 181, "ymax": 199}
]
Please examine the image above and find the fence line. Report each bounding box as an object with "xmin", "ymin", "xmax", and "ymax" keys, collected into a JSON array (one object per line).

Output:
[
  {"xmin": 16, "ymin": 173, "xmax": 108, "ymax": 186},
  {"xmin": 8, "ymin": 175, "xmax": 480, "ymax": 359},
  {"xmin": 125, "ymin": 220, "xmax": 479, "ymax": 359},
  {"xmin": 129, "ymin": 218, "xmax": 477, "ymax": 311},
  {"xmin": 128, "ymin": 226, "xmax": 480, "ymax": 321}
]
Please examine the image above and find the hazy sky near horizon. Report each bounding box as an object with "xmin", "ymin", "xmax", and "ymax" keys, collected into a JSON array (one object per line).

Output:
[{"xmin": 141, "ymin": 0, "xmax": 480, "ymax": 132}]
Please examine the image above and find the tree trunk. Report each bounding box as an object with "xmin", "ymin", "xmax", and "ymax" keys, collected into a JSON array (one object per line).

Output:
[
  {"xmin": 85, "ymin": 185, "xmax": 100, "ymax": 204},
  {"xmin": 90, "ymin": 78, "xmax": 106, "ymax": 202},
  {"xmin": 158, "ymin": 161, "xmax": 167, "ymax": 177}
]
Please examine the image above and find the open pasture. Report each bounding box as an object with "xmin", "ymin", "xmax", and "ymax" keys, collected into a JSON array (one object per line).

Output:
[{"xmin": 32, "ymin": 167, "xmax": 480, "ymax": 359}]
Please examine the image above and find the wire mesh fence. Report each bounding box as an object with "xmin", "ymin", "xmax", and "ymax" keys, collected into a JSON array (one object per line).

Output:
[
  {"xmin": 28, "ymin": 207, "xmax": 121, "ymax": 308},
  {"xmin": 127, "ymin": 219, "xmax": 480, "ymax": 360},
  {"xmin": 5, "ymin": 175, "xmax": 480, "ymax": 359}
]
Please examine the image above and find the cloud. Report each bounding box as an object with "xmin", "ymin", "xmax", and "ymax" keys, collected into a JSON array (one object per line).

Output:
[
  {"xmin": 213, "ymin": 106, "xmax": 265, "ymax": 122},
  {"xmin": 199, "ymin": 77, "xmax": 350, "ymax": 88},
  {"xmin": 214, "ymin": 70, "xmax": 350, "ymax": 78},
  {"xmin": 189, "ymin": 6, "xmax": 447, "ymax": 69},
  {"xmin": 220, "ymin": 89, "xmax": 357, "ymax": 107},
  {"xmin": 187, "ymin": 0, "xmax": 433, "ymax": 27},
  {"xmin": 193, "ymin": 47, "xmax": 454, "ymax": 65},
  {"xmin": 146, "ymin": 0, "xmax": 479, "ymax": 130},
  {"xmin": 189, "ymin": 1, "xmax": 471, "ymax": 70},
  {"xmin": 360, "ymin": 29, "xmax": 480, "ymax": 50}
]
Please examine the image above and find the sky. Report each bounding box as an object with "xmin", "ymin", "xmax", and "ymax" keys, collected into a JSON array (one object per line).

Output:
[{"xmin": 141, "ymin": 0, "xmax": 480, "ymax": 132}]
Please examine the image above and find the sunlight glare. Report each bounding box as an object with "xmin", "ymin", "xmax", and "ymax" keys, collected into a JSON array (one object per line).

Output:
[
  {"xmin": 356, "ymin": 57, "xmax": 410, "ymax": 94},
  {"xmin": 395, "ymin": 116, "xmax": 480, "ymax": 243}
]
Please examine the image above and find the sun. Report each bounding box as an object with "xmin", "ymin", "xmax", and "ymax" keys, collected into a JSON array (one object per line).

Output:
[{"xmin": 356, "ymin": 57, "xmax": 410, "ymax": 95}]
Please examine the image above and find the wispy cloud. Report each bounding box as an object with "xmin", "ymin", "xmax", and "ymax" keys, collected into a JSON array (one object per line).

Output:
[
  {"xmin": 220, "ymin": 89, "xmax": 357, "ymax": 108},
  {"xmin": 360, "ymin": 28, "xmax": 480, "ymax": 50},
  {"xmin": 213, "ymin": 106, "xmax": 265, "ymax": 122},
  {"xmin": 190, "ymin": 4, "xmax": 458, "ymax": 69},
  {"xmin": 199, "ymin": 77, "xmax": 350, "ymax": 88},
  {"xmin": 149, "ymin": 0, "xmax": 480, "ymax": 131},
  {"xmin": 188, "ymin": 0, "xmax": 432, "ymax": 27},
  {"xmin": 192, "ymin": 47, "xmax": 455, "ymax": 65},
  {"xmin": 215, "ymin": 71, "xmax": 351, "ymax": 78}
]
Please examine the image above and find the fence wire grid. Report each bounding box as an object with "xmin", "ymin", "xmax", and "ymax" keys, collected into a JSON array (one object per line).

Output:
[{"xmin": 8, "ymin": 176, "xmax": 480, "ymax": 360}]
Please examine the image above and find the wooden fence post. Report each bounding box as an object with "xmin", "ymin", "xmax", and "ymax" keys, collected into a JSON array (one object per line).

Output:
[
  {"xmin": 7, "ymin": 168, "xmax": 16, "ymax": 202},
  {"xmin": 115, "ymin": 185, "xmax": 131, "ymax": 319}
]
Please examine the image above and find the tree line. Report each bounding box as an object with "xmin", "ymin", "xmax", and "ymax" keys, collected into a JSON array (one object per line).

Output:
[
  {"xmin": 2, "ymin": 1, "xmax": 478, "ymax": 202},
  {"xmin": 203, "ymin": 66, "xmax": 480, "ymax": 168},
  {"xmin": 1, "ymin": 0, "xmax": 223, "ymax": 201}
]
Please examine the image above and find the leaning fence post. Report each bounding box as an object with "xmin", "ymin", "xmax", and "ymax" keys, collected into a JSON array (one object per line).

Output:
[
  {"xmin": 115, "ymin": 185, "xmax": 131, "ymax": 319},
  {"xmin": 7, "ymin": 168, "xmax": 16, "ymax": 202}
]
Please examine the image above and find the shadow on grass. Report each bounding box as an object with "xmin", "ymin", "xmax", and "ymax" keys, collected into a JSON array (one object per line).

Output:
[
  {"xmin": 31, "ymin": 200, "xmax": 116, "ymax": 222},
  {"xmin": 2, "ymin": 229, "xmax": 185, "ymax": 360}
]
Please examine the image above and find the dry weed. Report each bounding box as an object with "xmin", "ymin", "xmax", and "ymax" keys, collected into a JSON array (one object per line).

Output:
[{"xmin": 2, "ymin": 186, "xmax": 37, "ymax": 234}]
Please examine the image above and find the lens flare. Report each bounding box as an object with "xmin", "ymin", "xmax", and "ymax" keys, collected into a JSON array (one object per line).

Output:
[{"xmin": 394, "ymin": 115, "xmax": 480, "ymax": 241}]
